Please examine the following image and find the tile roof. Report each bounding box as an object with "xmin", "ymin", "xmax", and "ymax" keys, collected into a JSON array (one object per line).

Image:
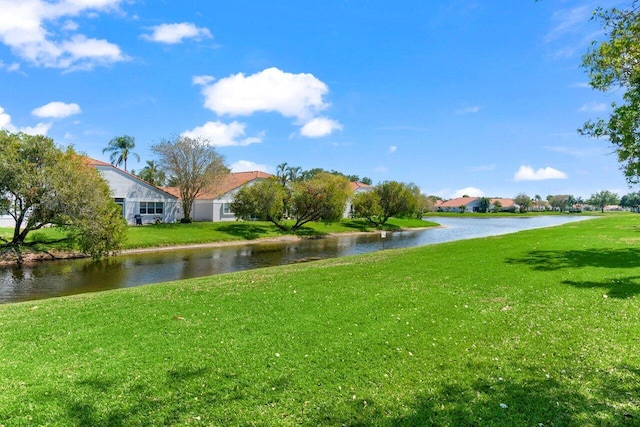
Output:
[
  {"xmin": 349, "ymin": 181, "xmax": 373, "ymax": 192},
  {"xmin": 438, "ymin": 197, "xmax": 478, "ymax": 208},
  {"xmin": 163, "ymin": 171, "xmax": 274, "ymax": 200}
]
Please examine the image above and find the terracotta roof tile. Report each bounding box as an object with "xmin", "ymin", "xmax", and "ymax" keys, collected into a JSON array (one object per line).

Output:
[{"xmin": 163, "ymin": 171, "xmax": 274, "ymax": 200}]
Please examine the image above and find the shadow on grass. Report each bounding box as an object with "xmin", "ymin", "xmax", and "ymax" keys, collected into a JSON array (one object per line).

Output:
[
  {"xmin": 338, "ymin": 363, "xmax": 640, "ymax": 426},
  {"xmin": 505, "ymin": 248, "xmax": 640, "ymax": 272},
  {"xmin": 215, "ymin": 223, "xmax": 278, "ymax": 240},
  {"xmin": 505, "ymin": 248, "xmax": 640, "ymax": 299}
]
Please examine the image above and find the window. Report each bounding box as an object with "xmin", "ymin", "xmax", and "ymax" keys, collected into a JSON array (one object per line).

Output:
[
  {"xmin": 223, "ymin": 203, "xmax": 233, "ymax": 214},
  {"xmin": 140, "ymin": 202, "xmax": 164, "ymax": 215},
  {"xmin": 114, "ymin": 198, "xmax": 125, "ymax": 217}
]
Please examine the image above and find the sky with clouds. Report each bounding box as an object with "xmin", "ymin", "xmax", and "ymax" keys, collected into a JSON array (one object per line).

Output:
[{"xmin": 0, "ymin": 0, "xmax": 632, "ymax": 199}]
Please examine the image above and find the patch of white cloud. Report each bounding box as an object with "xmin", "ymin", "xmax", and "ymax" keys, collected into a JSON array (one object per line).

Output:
[
  {"xmin": 200, "ymin": 67, "xmax": 329, "ymax": 121},
  {"xmin": 0, "ymin": 106, "xmax": 51, "ymax": 135},
  {"xmin": 389, "ymin": 145, "xmax": 397, "ymax": 154},
  {"xmin": 181, "ymin": 120, "xmax": 263, "ymax": 147},
  {"xmin": 452, "ymin": 187, "xmax": 484, "ymax": 198},
  {"xmin": 456, "ymin": 106, "xmax": 480, "ymax": 114},
  {"xmin": 0, "ymin": 0, "xmax": 127, "ymax": 70},
  {"xmin": 198, "ymin": 67, "xmax": 342, "ymax": 137},
  {"xmin": 513, "ymin": 165, "xmax": 568, "ymax": 181},
  {"xmin": 570, "ymin": 82, "xmax": 590, "ymax": 89},
  {"xmin": 300, "ymin": 117, "xmax": 342, "ymax": 138},
  {"xmin": 544, "ymin": 5, "xmax": 602, "ymax": 60},
  {"xmin": 578, "ymin": 101, "xmax": 608, "ymax": 113},
  {"xmin": 142, "ymin": 22, "xmax": 212, "ymax": 44},
  {"xmin": 32, "ymin": 101, "xmax": 81, "ymax": 118},
  {"xmin": 374, "ymin": 166, "xmax": 388, "ymax": 173},
  {"xmin": 230, "ymin": 160, "xmax": 271, "ymax": 173},
  {"xmin": 192, "ymin": 75, "xmax": 215, "ymax": 86}
]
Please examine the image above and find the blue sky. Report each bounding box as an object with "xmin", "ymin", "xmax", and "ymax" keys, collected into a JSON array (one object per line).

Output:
[{"xmin": 0, "ymin": 0, "xmax": 632, "ymax": 199}]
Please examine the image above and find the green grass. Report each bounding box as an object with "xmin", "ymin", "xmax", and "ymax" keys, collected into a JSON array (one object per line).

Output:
[
  {"xmin": 1, "ymin": 214, "xmax": 640, "ymax": 425},
  {"xmin": 1, "ymin": 218, "xmax": 435, "ymax": 251}
]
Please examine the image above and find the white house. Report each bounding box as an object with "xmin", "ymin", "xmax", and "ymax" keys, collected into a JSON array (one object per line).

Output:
[
  {"xmin": 164, "ymin": 171, "xmax": 274, "ymax": 222},
  {"xmin": 436, "ymin": 197, "xmax": 519, "ymax": 213},
  {"xmin": 87, "ymin": 158, "xmax": 181, "ymax": 225},
  {"xmin": 344, "ymin": 181, "xmax": 374, "ymax": 218}
]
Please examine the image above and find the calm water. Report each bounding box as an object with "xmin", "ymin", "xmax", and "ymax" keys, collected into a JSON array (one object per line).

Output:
[{"xmin": 0, "ymin": 216, "xmax": 592, "ymax": 303}]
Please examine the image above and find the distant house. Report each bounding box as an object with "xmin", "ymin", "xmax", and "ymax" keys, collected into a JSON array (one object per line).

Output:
[
  {"xmin": 345, "ymin": 181, "xmax": 374, "ymax": 218},
  {"xmin": 87, "ymin": 158, "xmax": 181, "ymax": 225},
  {"xmin": 437, "ymin": 197, "xmax": 519, "ymax": 213},
  {"xmin": 164, "ymin": 171, "xmax": 274, "ymax": 222}
]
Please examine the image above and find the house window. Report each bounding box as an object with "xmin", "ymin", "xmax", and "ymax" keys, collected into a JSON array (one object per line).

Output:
[
  {"xmin": 140, "ymin": 202, "xmax": 164, "ymax": 215},
  {"xmin": 114, "ymin": 198, "xmax": 125, "ymax": 217},
  {"xmin": 223, "ymin": 203, "xmax": 233, "ymax": 214}
]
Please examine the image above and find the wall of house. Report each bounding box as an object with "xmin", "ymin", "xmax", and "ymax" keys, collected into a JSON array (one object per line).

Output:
[
  {"xmin": 96, "ymin": 166, "xmax": 181, "ymax": 224},
  {"xmin": 0, "ymin": 215, "xmax": 14, "ymax": 228}
]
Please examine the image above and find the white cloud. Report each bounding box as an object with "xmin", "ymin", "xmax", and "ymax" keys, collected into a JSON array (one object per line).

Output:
[
  {"xmin": 570, "ymin": 82, "xmax": 590, "ymax": 89},
  {"xmin": 456, "ymin": 106, "xmax": 480, "ymax": 114},
  {"xmin": 300, "ymin": 117, "xmax": 342, "ymax": 138},
  {"xmin": 0, "ymin": 106, "xmax": 51, "ymax": 135},
  {"xmin": 513, "ymin": 165, "xmax": 568, "ymax": 181},
  {"xmin": 545, "ymin": 6, "xmax": 592, "ymax": 43},
  {"xmin": 142, "ymin": 22, "xmax": 212, "ymax": 44},
  {"xmin": 389, "ymin": 145, "xmax": 397, "ymax": 154},
  {"xmin": 452, "ymin": 187, "xmax": 484, "ymax": 198},
  {"xmin": 192, "ymin": 75, "xmax": 215, "ymax": 86},
  {"xmin": 32, "ymin": 101, "xmax": 81, "ymax": 118},
  {"xmin": 578, "ymin": 101, "xmax": 608, "ymax": 112},
  {"xmin": 0, "ymin": 0, "xmax": 126, "ymax": 69},
  {"xmin": 199, "ymin": 67, "xmax": 330, "ymax": 122},
  {"xmin": 181, "ymin": 121, "xmax": 263, "ymax": 146},
  {"xmin": 230, "ymin": 160, "xmax": 271, "ymax": 173}
]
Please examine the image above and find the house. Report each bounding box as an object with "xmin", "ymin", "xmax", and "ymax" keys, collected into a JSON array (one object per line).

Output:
[
  {"xmin": 344, "ymin": 181, "xmax": 374, "ymax": 218},
  {"xmin": 437, "ymin": 197, "xmax": 519, "ymax": 213},
  {"xmin": 87, "ymin": 158, "xmax": 181, "ymax": 225},
  {"xmin": 164, "ymin": 171, "xmax": 274, "ymax": 222}
]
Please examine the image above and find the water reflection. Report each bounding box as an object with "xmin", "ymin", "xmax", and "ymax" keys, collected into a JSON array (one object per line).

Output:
[{"xmin": 0, "ymin": 215, "xmax": 592, "ymax": 303}]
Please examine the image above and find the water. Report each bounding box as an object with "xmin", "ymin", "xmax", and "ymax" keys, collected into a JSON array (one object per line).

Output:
[{"xmin": 0, "ymin": 216, "xmax": 592, "ymax": 303}]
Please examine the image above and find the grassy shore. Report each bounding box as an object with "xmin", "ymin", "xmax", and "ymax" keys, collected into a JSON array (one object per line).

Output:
[
  {"xmin": 0, "ymin": 217, "xmax": 432, "ymax": 253},
  {"xmin": 0, "ymin": 214, "xmax": 639, "ymax": 425}
]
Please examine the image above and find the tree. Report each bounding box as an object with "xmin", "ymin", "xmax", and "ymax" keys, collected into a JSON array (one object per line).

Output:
[
  {"xmin": 352, "ymin": 181, "xmax": 419, "ymax": 226},
  {"xmin": 514, "ymin": 193, "xmax": 532, "ymax": 213},
  {"xmin": 152, "ymin": 136, "xmax": 228, "ymax": 222},
  {"xmin": 137, "ymin": 160, "xmax": 166, "ymax": 186},
  {"xmin": 231, "ymin": 173, "xmax": 349, "ymax": 231},
  {"xmin": 0, "ymin": 131, "xmax": 127, "ymax": 263},
  {"xmin": 289, "ymin": 173, "xmax": 350, "ymax": 230},
  {"xmin": 231, "ymin": 178, "xmax": 287, "ymax": 229},
  {"xmin": 477, "ymin": 197, "xmax": 491, "ymax": 213},
  {"xmin": 491, "ymin": 200, "xmax": 503, "ymax": 213},
  {"xmin": 361, "ymin": 177, "xmax": 373, "ymax": 185},
  {"xmin": 620, "ymin": 191, "xmax": 640, "ymax": 211},
  {"xmin": 579, "ymin": 2, "xmax": 640, "ymax": 184},
  {"xmin": 587, "ymin": 190, "xmax": 620, "ymax": 213},
  {"xmin": 103, "ymin": 135, "xmax": 140, "ymax": 172}
]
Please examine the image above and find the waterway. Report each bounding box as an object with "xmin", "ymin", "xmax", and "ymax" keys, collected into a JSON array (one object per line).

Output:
[{"xmin": 0, "ymin": 215, "xmax": 592, "ymax": 303}]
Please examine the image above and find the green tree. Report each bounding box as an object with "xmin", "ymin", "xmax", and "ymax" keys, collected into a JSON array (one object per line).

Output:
[
  {"xmin": 0, "ymin": 131, "xmax": 127, "ymax": 263},
  {"xmin": 231, "ymin": 178, "xmax": 287, "ymax": 229},
  {"xmin": 491, "ymin": 200, "xmax": 503, "ymax": 213},
  {"xmin": 137, "ymin": 160, "xmax": 166, "ymax": 186},
  {"xmin": 477, "ymin": 197, "xmax": 491, "ymax": 213},
  {"xmin": 514, "ymin": 193, "xmax": 532, "ymax": 213},
  {"xmin": 620, "ymin": 191, "xmax": 640, "ymax": 211},
  {"xmin": 587, "ymin": 190, "xmax": 620, "ymax": 213},
  {"xmin": 579, "ymin": 3, "xmax": 640, "ymax": 184},
  {"xmin": 352, "ymin": 181, "xmax": 418, "ymax": 226},
  {"xmin": 103, "ymin": 135, "xmax": 140, "ymax": 172},
  {"xmin": 152, "ymin": 136, "xmax": 228, "ymax": 222},
  {"xmin": 289, "ymin": 173, "xmax": 350, "ymax": 230},
  {"xmin": 231, "ymin": 173, "xmax": 349, "ymax": 231}
]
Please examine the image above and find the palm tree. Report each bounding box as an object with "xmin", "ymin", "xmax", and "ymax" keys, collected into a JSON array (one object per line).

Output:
[
  {"xmin": 138, "ymin": 160, "xmax": 166, "ymax": 186},
  {"xmin": 103, "ymin": 135, "xmax": 140, "ymax": 171}
]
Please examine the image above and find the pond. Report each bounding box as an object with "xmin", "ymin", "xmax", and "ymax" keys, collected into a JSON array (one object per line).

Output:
[{"xmin": 0, "ymin": 215, "xmax": 592, "ymax": 303}]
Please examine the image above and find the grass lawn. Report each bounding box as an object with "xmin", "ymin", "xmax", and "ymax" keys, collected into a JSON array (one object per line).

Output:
[
  {"xmin": 1, "ymin": 217, "xmax": 433, "ymax": 251},
  {"xmin": 0, "ymin": 214, "xmax": 639, "ymax": 425}
]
